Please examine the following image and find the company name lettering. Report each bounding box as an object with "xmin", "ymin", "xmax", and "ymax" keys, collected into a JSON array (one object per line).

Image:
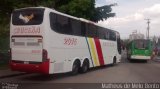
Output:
[{"xmin": 13, "ymin": 26, "xmax": 40, "ymax": 35}]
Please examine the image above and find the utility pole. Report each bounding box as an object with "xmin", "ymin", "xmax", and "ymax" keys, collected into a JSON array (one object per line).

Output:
[{"xmin": 145, "ymin": 19, "xmax": 150, "ymax": 39}]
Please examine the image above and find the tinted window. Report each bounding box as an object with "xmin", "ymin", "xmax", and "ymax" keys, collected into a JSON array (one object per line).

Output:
[
  {"xmin": 12, "ymin": 8, "xmax": 44, "ymax": 25},
  {"xmin": 57, "ymin": 13, "xmax": 71, "ymax": 34},
  {"xmin": 86, "ymin": 24, "xmax": 97, "ymax": 37},
  {"xmin": 81, "ymin": 22, "xmax": 86, "ymax": 36},
  {"xmin": 97, "ymin": 27, "xmax": 103, "ymax": 39},
  {"xmin": 105, "ymin": 31, "xmax": 110, "ymax": 40},
  {"xmin": 71, "ymin": 19, "xmax": 81, "ymax": 36},
  {"xmin": 109, "ymin": 31, "xmax": 116, "ymax": 41},
  {"xmin": 50, "ymin": 13, "xmax": 57, "ymax": 31},
  {"xmin": 50, "ymin": 12, "xmax": 117, "ymax": 41},
  {"xmin": 50, "ymin": 12, "xmax": 80, "ymax": 35}
]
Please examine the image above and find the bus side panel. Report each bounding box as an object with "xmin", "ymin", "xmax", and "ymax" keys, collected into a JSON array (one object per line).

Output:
[
  {"xmin": 46, "ymin": 32, "xmax": 119, "ymax": 74},
  {"xmin": 46, "ymin": 30, "xmax": 91, "ymax": 74},
  {"xmin": 101, "ymin": 40, "xmax": 117, "ymax": 64}
]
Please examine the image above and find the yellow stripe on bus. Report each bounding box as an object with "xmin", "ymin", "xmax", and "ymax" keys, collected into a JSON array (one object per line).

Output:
[{"xmin": 88, "ymin": 38, "xmax": 100, "ymax": 66}]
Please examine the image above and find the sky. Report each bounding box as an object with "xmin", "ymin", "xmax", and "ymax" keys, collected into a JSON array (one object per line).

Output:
[{"xmin": 96, "ymin": 0, "xmax": 160, "ymax": 39}]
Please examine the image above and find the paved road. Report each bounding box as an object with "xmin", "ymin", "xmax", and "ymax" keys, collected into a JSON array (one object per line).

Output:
[
  {"xmin": 0, "ymin": 51, "xmax": 160, "ymax": 89},
  {"xmin": 2, "ymin": 60, "xmax": 160, "ymax": 83}
]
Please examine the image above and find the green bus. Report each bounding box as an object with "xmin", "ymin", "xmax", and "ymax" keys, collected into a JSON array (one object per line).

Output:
[{"xmin": 127, "ymin": 39, "xmax": 152, "ymax": 62}]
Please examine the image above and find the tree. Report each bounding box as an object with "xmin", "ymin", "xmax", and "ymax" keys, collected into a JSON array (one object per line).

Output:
[
  {"xmin": 92, "ymin": 3, "xmax": 117, "ymax": 22},
  {"xmin": 52, "ymin": 0, "xmax": 116, "ymax": 22},
  {"xmin": 55, "ymin": 0, "xmax": 95, "ymax": 20}
]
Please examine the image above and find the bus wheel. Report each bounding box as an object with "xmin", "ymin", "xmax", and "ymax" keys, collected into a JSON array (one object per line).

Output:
[
  {"xmin": 79, "ymin": 60, "xmax": 89, "ymax": 73},
  {"xmin": 71, "ymin": 60, "xmax": 80, "ymax": 75},
  {"xmin": 112, "ymin": 57, "xmax": 117, "ymax": 66}
]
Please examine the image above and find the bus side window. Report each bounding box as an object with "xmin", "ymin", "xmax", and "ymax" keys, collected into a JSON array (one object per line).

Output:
[
  {"xmin": 50, "ymin": 12, "xmax": 72, "ymax": 35},
  {"xmin": 105, "ymin": 31, "xmax": 109, "ymax": 40},
  {"xmin": 97, "ymin": 27, "xmax": 105, "ymax": 39},
  {"xmin": 109, "ymin": 31, "xmax": 116, "ymax": 41},
  {"xmin": 71, "ymin": 19, "xmax": 81, "ymax": 36},
  {"xmin": 81, "ymin": 22, "xmax": 86, "ymax": 36},
  {"xmin": 57, "ymin": 14, "xmax": 71, "ymax": 34},
  {"xmin": 50, "ymin": 13, "xmax": 57, "ymax": 31},
  {"xmin": 50, "ymin": 13, "xmax": 62, "ymax": 33},
  {"xmin": 86, "ymin": 24, "xmax": 97, "ymax": 38}
]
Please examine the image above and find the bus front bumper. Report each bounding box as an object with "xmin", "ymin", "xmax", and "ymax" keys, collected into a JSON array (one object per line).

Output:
[
  {"xmin": 10, "ymin": 60, "xmax": 49, "ymax": 74},
  {"xmin": 131, "ymin": 55, "xmax": 150, "ymax": 60}
]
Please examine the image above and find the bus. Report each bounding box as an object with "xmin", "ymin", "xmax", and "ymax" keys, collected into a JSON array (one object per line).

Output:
[
  {"xmin": 127, "ymin": 39, "xmax": 152, "ymax": 62},
  {"xmin": 10, "ymin": 7, "xmax": 121, "ymax": 74}
]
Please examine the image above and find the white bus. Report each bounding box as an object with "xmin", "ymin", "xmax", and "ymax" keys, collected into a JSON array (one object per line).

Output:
[{"xmin": 10, "ymin": 7, "xmax": 121, "ymax": 74}]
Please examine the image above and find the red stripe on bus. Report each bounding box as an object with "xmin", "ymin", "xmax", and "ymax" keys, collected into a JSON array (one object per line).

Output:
[{"xmin": 94, "ymin": 38, "xmax": 105, "ymax": 65}]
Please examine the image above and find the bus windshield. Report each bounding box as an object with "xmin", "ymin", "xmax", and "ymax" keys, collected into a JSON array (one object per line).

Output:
[
  {"xmin": 12, "ymin": 8, "xmax": 44, "ymax": 25},
  {"xmin": 134, "ymin": 39, "xmax": 149, "ymax": 49}
]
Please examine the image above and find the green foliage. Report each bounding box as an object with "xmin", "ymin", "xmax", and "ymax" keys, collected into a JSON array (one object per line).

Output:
[
  {"xmin": 53, "ymin": 0, "xmax": 116, "ymax": 22},
  {"xmin": 56, "ymin": 0, "xmax": 95, "ymax": 20},
  {"xmin": 93, "ymin": 3, "xmax": 117, "ymax": 22}
]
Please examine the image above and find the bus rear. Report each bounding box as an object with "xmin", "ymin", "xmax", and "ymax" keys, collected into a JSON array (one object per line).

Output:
[
  {"xmin": 10, "ymin": 8, "xmax": 49, "ymax": 74},
  {"xmin": 130, "ymin": 39, "xmax": 152, "ymax": 60}
]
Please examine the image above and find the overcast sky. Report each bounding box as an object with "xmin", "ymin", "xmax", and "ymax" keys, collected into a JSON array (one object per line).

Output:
[{"xmin": 96, "ymin": 0, "xmax": 160, "ymax": 39}]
